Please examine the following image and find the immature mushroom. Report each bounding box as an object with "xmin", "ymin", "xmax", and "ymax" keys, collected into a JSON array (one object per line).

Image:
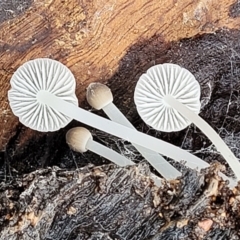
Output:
[
  {"xmin": 66, "ymin": 127, "xmax": 162, "ymax": 186},
  {"xmin": 8, "ymin": 59, "xmax": 235, "ymax": 186},
  {"xmin": 86, "ymin": 82, "xmax": 181, "ymax": 180},
  {"xmin": 134, "ymin": 63, "xmax": 240, "ymax": 182},
  {"xmin": 66, "ymin": 127, "xmax": 135, "ymax": 167}
]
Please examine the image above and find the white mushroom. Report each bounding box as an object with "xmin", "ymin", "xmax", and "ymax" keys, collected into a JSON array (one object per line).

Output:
[
  {"xmin": 8, "ymin": 59, "xmax": 236, "ymax": 186},
  {"xmin": 86, "ymin": 82, "xmax": 181, "ymax": 180},
  {"xmin": 66, "ymin": 127, "xmax": 134, "ymax": 167},
  {"xmin": 66, "ymin": 127, "xmax": 162, "ymax": 186},
  {"xmin": 134, "ymin": 63, "xmax": 240, "ymax": 182},
  {"xmin": 8, "ymin": 58, "xmax": 78, "ymax": 131}
]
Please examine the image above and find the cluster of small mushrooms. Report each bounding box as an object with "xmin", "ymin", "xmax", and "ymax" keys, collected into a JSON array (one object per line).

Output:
[{"xmin": 8, "ymin": 58, "xmax": 240, "ymax": 187}]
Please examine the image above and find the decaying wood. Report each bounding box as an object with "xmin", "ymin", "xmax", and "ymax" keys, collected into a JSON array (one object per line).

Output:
[
  {"xmin": 0, "ymin": 163, "xmax": 240, "ymax": 239},
  {"xmin": 1, "ymin": 2, "xmax": 240, "ymax": 238},
  {"xmin": 0, "ymin": 0, "xmax": 240, "ymax": 150}
]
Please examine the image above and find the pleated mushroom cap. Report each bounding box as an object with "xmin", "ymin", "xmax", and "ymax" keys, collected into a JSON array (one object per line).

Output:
[
  {"xmin": 8, "ymin": 58, "xmax": 78, "ymax": 132},
  {"xmin": 134, "ymin": 63, "xmax": 201, "ymax": 132}
]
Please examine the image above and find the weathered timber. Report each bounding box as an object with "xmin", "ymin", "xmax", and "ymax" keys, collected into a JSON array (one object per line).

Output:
[
  {"xmin": 1, "ymin": 163, "xmax": 240, "ymax": 239},
  {"xmin": 1, "ymin": 2, "xmax": 240, "ymax": 239}
]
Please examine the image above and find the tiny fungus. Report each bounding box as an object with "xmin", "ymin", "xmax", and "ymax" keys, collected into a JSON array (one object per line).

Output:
[
  {"xmin": 66, "ymin": 127, "xmax": 134, "ymax": 167},
  {"xmin": 66, "ymin": 127, "xmax": 162, "ymax": 186},
  {"xmin": 86, "ymin": 82, "xmax": 181, "ymax": 180},
  {"xmin": 8, "ymin": 59, "xmax": 235, "ymax": 186},
  {"xmin": 8, "ymin": 58, "xmax": 78, "ymax": 131},
  {"xmin": 134, "ymin": 63, "xmax": 240, "ymax": 182}
]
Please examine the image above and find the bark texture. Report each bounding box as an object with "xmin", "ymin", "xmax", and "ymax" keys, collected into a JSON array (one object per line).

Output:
[
  {"xmin": 1, "ymin": 163, "xmax": 240, "ymax": 240},
  {"xmin": 1, "ymin": 1, "xmax": 240, "ymax": 239}
]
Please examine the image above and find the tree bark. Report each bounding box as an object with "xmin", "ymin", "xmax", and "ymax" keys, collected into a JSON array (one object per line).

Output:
[
  {"xmin": 1, "ymin": 163, "xmax": 240, "ymax": 239},
  {"xmin": 0, "ymin": 0, "xmax": 240, "ymax": 151}
]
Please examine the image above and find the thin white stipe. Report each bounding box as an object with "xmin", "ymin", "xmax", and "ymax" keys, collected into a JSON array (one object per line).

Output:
[
  {"xmin": 86, "ymin": 83, "xmax": 181, "ymax": 180},
  {"xmin": 8, "ymin": 60, "xmax": 237, "ymax": 187},
  {"xmin": 37, "ymin": 90, "xmax": 236, "ymax": 187},
  {"xmin": 103, "ymin": 103, "xmax": 181, "ymax": 180},
  {"xmin": 165, "ymin": 95, "xmax": 240, "ymax": 184}
]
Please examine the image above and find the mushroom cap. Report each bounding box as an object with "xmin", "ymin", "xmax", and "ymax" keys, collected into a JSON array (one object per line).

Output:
[
  {"xmin": 134, "ymin": 63, "xmax": 201, "ymax": 132},
  {"xmin": 8, "ymin": 58, "xmax": 78, "ymax": 132},
  {"xmin": 66, "ymin": 127, "xmax": 92, "ymax": 153},
  {"xmin": 86, "ymin": 83, "xmax": 113, "ymax": 110}
]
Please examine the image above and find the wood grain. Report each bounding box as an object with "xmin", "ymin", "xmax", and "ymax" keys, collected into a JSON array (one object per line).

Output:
[{"xmin": 0, "ymin": 0, "xmax": 240, "ymax": 150}]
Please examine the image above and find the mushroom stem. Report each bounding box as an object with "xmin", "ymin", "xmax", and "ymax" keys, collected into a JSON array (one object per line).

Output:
[
  {"xmin": 37, "ymin": 90, "xmax": 236, "ymax": 187},
  {"xmin": 88, "ymin": 141, "xmax": 163, "ymax": 186},
  {"xmin": 164, "ymin": 94, "xmax": 240, "ymax": 181},
  {"xmin": 37, "ymin": 90, "xmax": 204, "ymax": 167},
  {"xmin": 66, "ymin": 127, "xmax": 133, "ymax": 167},
  {"xmin": 66, "ymin": 127, "xmax": 162, "ymax": 186},
  {"xmin": 86, "ymin": 82, "xmax": 180, "ymax": 180},
  {"xmin": 87, "ymin": 140, "xmax": 134, "ymax": 167},
  {"xmin": 88, "ymin": 137, "xmax": 135, "ymax": 167},
  {"xmin": 103, "ymin": 103, "xmax": 181, "ymax": 180},
  {"xmin": 90, "ymin": 140, "xmax": 162, "ymax": 187}
]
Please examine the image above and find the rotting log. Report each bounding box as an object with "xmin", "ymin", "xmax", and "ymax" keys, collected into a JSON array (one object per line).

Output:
[
  {"xmin": 1, "ymin": 1, "xmax": 240, "ymax": 238},
  {"xmin": 1, "ymin": 163, "xmax": 240, "ymax": 239},
  {"xmin": 0, "ymin": 0, "xmax": 240, "ymax": 151},
  {"xmin": 0, "ymin": 0, "xmax": 240, "ymax": 177}
]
